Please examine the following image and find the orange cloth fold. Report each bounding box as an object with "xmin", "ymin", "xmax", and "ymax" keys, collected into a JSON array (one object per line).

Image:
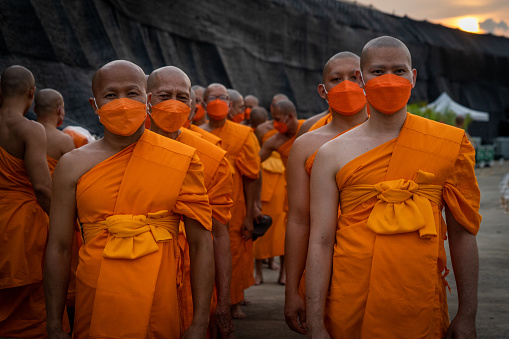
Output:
[
  {"xmin": 73, "ymin": 130, "xmax": 211, "ymax": 339},
  {"xmin": 189, "ymin": 123, "xmax": 222, "ymax": 147},
  {"xmin": 326, "ymin": 113, "xmax": 481, "ymax": 338},
  {"xmin": 63, "ymin": 128, "xmax": 89, "ymax": 148},
  {"xmin": 210, "ymin": 120, "xmax": 260, "ymax": 304},
  {"xmin": 308, "ymin": 112, "xmax": 332, "ymax": 132}
]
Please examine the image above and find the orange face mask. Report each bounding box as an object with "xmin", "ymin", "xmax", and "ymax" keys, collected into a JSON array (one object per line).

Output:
[
  {"xmin": 206, "ymin": 99, "xmax": 229, "ymax": 120},
  {"xmin": 193, "ymin": 105, "xmax": 205, "ymax": 122},
  {"xmin": 96, "ymin": 98, "xmax": 147, "ymax": 136},
  {"xmin": 273, "ymin": 119, "xmax": 288, "ymax": 134},
  {"xmin": 182, "ymin": 119, "xmax": 191, "ymax": 129},
  {"xmin": 232, "ymin": 112, "xmax": 245, "ymax": 123},
  {"xmin": 244, "ymin": 107, "xmax": 252, "ymax": 120},
  {"xmin": 150, "ymin": 99, "xmax": 191, "ymax": 133},
  {"xmin": 364, "ymin": 74, "xmax": 412, "ymax": 115},
  {"xmin": 325, "ymin": 80, "xmax": 367, "ymax": 116}
]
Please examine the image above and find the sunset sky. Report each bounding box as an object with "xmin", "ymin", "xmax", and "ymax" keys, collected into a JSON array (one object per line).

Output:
[{"xmin": 354, "ymin": 0, "xmax": 509, "ymax": 37}]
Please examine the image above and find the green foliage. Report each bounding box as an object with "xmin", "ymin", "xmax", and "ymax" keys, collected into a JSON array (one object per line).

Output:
[{"xmin": 407, "ymin": 101, "xmax": 472, "ymax": 130}]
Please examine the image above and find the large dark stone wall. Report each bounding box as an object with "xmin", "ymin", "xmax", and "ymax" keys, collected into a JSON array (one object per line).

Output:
[{"xmin": 1, "ymin": 0, "xmax": 508, "ymax": 140}]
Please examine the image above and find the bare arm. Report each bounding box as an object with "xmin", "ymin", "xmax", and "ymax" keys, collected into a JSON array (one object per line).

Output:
[
  {"xmin": 24, "ymin": 122, "xmax": 52, "ymax": 214},
  {"xmin": 445, "ymin": 206, "xmax": 479, "ymax": 339},
  {"xmin": 305, "ymin": 148, "xmax": 339, "ymax": 338},
  {"xmin": 184, "ymin": 216, "xmax": 215, "ymax": 337},
  {"xmin": 211, "ymin": 218, "xmax": 233, "ymax": 336},
  {"xmin": 284, "ymin": 143, "xmax": 311, "ymax": 334},
  {"xmin": 44, "ymin": 155, "xmax": 77, "ymax": 337},
  {"xmin": 242, "ymin": 175, "xmax": 258, "ymax": 240},
  {"xmin": 258, "ymin": 138, "xmax": 275, "ymax": 163}
]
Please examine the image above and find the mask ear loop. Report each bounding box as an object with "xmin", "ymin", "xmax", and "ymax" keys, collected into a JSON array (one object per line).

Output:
[
  {"xmin": 322, "ymin": 84, "xmax": 329, "ymax": 104},
  {"xmin": 93, "ymin": 98, "xmax": 99, "ymax": 110}
]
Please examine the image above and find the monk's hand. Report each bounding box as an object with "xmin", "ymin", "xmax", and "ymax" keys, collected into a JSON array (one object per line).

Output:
[
  {"xmin": 445, "ymin": 313, "xmax": 476, "ymax": 339},
  {"xmin": 213, "ymin": 305, "xmax": 234, "ymax": 338},
  {"xmin": 242, "ymin": 218, "xmax": 253, "ymax": 240},
  {"xmin": 284, "ymin": 292, "xmax": 307, "ymax": 334}
]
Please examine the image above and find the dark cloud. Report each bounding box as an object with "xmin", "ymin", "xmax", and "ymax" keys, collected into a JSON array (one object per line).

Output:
[{"xmin": 479, "ymin": 18, "xmax": 509, "ymax": 33}]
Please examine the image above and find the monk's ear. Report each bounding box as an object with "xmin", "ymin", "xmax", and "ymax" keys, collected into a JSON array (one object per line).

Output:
[
  {"xmin": 317, "ymin": 84, "xmax": 327, "ymax": 100},
  {"xmin": 411, "ymin": 69, "xmax": 417, "ymax": 88},
  {"xmin": 28, "ymin": 86, "xmax": 35, "ymax": 99},
  {"xmin": 355, "ymin": 70, "xmax": 365, "ymax": 89},
  {"xmin": 89, "ymin": 98, "xmax": 99, "ymax": 115}
]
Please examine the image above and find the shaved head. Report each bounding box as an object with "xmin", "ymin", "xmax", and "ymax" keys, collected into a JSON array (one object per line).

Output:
[
  {"xmin": 92, "ymin": 60, "xmax": 146, "ymax": 98},
  {"xmin": 323, "ymin": 52, "xmax": 360, "ymax": 82},
  {"xmin": 361, "ymin": 36, "xmax": 411, "ymax": 71},
  {"xmin": 271, "ymin": 93, "xmax": 289, "ymax": 106},
  {"xmin": 192, "ymin": 85, "xmax": 205, "ymax": 107},
  {"xmin": 244, "ymin": 95, "xmax": 259, "ymax": 108},
  {"xmin": 147, "ymin": 66, "xmax": 191, "ymax": 93},
  {"xmin": 189, "ymin": 88, "xmax": 197, "ymax": 120},
  {"xmin": 273, "ymin": 100, "xmax": 296, "ymax": 116},
  {"xmin": 227, "ymin": 89, "xmax": 242, "ymax": 103},
  {"xmin": 250, "ymin": 107, "xmax": 268, "ymax": 128},
  {"xmin": 34, "ymin": 89, "xmax": 63, "ymax": 116},
  {"xmin": 1, "ymin": 65, "xmax": 35, "ymax": 97},
  {"xmin": 204, "ymin": 83, "xmax": 228, "ymax": 100}
]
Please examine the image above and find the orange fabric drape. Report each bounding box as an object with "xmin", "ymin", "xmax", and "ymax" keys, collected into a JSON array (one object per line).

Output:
[
  {"xmin": 189, "ymin": 123, "xmax": 222, "ymax": 147},
  {"xmin": 63, "ymin": 129, "xmax": 89, "ymax": 148},
  {"xmin": 307, "ymin": 112, "xmax": 332, "ymax": 132},
  {"xmin": 210, "ymin": 120, "xmax": 260, "ymax": 304},
  {"xmin": 325, "ymin": 113, "xmax": 481, "ymax": 338},
  {"xmin": 73, "ymin": 130, "xmax": 211, "ymax": 339}
]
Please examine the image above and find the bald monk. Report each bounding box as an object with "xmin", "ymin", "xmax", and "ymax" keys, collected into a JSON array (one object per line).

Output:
[
  {"xmin": 250, "ymin": 106, "xmax": 269, "ymax": 130},
  {"xmin": 243, "ymin": 94, "xmax": 259, "ymax": 125},
  {"xmin": 254, "ymin": 93, "xmax": 289, "ymax": 145},
  {"xmin": 44, "ymin": 60, "xmax": 215, "ymax": 339},
  {"xmin": 0, "ymin": 66, "xmax": 56, "ymax": 338},
  {"xmin": 147, "ymin": 66, "xmax": 234, "ymax": 337},
  {"xmin": 252, "ymin": 108, "xmax": 287, "ymax": 286},
  {"xmin": 227, "ymin": 89, "xmax": 246, "ymax": 124},
  {"xmin": 186, "ymin": 88, "xmax": 222, "ymax": 147},
  {"xmin": 200, "ymin": 83, "xmax": 261, "ymax": 319},
  {"xmin": 306, "ymin": 36, "xmax": 481, "ymax": 338},
  {"xmin": 284, "ymin": 51, "xmax": 369, "ymax": 334},
  {"xmin": 192, "ymin": 85, "xmax": 207, "ymax": 126},
  {"xmin": 34, "ymin": 89, "xmax": 75, "ymax": 169}
]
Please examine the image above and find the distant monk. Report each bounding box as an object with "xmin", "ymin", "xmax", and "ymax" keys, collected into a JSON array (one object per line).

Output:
[
  {"xmin": 44, "ymin": 60, "xmax": 215, "ymax": 338},
  {"xmin": 192, "ymin": 85, "xmax": 207, "ymax": 126},
  {"xmin": 187, "ymin": 88, "xmax": 222, "ymax": 147},
  {"xmin": 250, "ymin": 106, "xmax": 269, "ymax": 130},
  {"xmin": 252, "ymin": 106, "xmax": 287, "ymax": 286},
  {"xmin": 254, "ymin": 93, "xmax": 289, "ymax": 145},
  {"xmin": 306, "ymin": 36, "xmax": 481, "ymax": 338},
  {"xmin": 0, "ymin": 66, "xmax": 59, "ymax": 337},
  {"xmin": 227, "ymin": 89, "xmax": 246, "ymax": 124},
  {"xmin": 200, "ymin": 83, "xmax": 261, "ymax": 319},
  {"xmin": 284, "ymin": 51, "xmax": 369, "ymax": 334},
  {"xmin": 147, "ymin": 66, "xmax": 234, "ymax": 337},
  {"xmin": 244, "ymin": 94, "xmax": 259, "ymax": 125}
]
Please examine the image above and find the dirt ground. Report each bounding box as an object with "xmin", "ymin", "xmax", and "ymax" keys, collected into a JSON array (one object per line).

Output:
[{"xmin": 233, "ymin": 161, "xmax": 509, "ymax": 338}]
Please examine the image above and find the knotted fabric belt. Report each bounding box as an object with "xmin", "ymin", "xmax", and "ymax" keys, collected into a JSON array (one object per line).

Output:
[
  {"xmin": 340, "ymin": 170, "xmax": 443, "ymax": 238},
  {"xmin": 82, "ymin": 210, "xmax": 180, "ymax": 259}
]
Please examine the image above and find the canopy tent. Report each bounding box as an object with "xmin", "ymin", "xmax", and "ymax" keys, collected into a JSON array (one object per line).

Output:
[{"xmin": 427, "ymin": 92, "xmax": 490, "ymax": 122}]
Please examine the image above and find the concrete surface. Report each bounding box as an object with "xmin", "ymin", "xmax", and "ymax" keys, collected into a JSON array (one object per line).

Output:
[{"xmin": 233, "ymin": 161, "xmax": 509, "ymax": 338}]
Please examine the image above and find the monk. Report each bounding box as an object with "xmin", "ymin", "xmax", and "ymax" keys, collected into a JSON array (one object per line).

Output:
[
  {"xmin": 200, "ymin": 83, "xmax": 261, "ymax": 319},
  {"xmin": 254, "ymin": 93, "xmax": 289, "ymax": 145},
  {"xmin": 44, "ymin": 60, "xmax": 215, "ymax": 339},
  {"xmin": 226, "ymin": 89, "xmax": 246, "ymax": 124},
  {"xmin": 295, "ymin": 109, "xmax": 330, "ymax": 138},
  {"xmin": 147, "ymin": 66, "xmax": 234, "ymax": 337},
  {"xmin": 252, "ymin": 108, "xmax": 287, "ymax": 286},
  {"xmin": 284, "ymin": 52, "xmax": 369, "ymax": 334},
  {"xmin": 34, "ymin": 89, "xmax": 75, "ymax": 168},
  {"xmin": 0, "ymin": 66, "xmax": 56, "ymax": 338},
  {"xmin": 250, "ymin": 106, "xmax": 269, "ymax": 130},
  {"xmin": 192, "ymin": 85, "xmax": 207, "ymax": 126},
  {"xmin": 243, "ymin": 94, "xmax": 259, "ymax": 125},
  {"xmin": 187, "ymin": 88, "xmax": 222, "ymax": 147},
  {"xmin": 306, "ymin": 36, "xmax": 481, "ymax": 338}
]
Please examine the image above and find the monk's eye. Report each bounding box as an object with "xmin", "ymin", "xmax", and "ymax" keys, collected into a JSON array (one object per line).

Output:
[
  {"xmin": 394, "ymin": 69, "xmax": 406, "ymax": 74},
  {"xmin": 128, "ymin": 91, "xmax": 139, "ymax": 96},
  {"xmin": 372, "ymin": 70, "xmax": 384, "ymax": 75},
  {"xmin": 178, "ymin": 95, "xmax": 188, "ymax": 101},
  {"xmin": 104, "ymin": 93, "xmax": 115, "ymax": 98}
]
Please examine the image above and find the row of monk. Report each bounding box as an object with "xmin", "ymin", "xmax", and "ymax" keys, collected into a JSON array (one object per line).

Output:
[{"xmin": 0, "ymin": 35, "xmax": 481, "ymax": 338}]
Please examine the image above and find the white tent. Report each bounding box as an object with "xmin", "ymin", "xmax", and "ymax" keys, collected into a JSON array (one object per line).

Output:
[{"xmin": 426, "ymin": 92, "xmax": 489, "ymax": 122}]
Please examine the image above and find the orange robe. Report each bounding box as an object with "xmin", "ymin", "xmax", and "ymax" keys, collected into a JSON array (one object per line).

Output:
[
  {"xmin": 276, "ymin": 120, "xmax": 305, "ymax": 167},
  {"xmin": 73, "ymin": 130, "xmax": 212, "ymax": 339},
  {"xmin": 210, "ymin": 120, "xmax": 260, "ymax": 304},
  {"xmin": 175, "ymin": 128, "xmax": 233, "ymax": 331},
  {"xmin": 189, "ymin": 124, "xmax": 222, "ymax": 147},
  {"xmin": 326, "ymin": 113, "xmax": 481, "ymax": 338},
  {"xmin": 0, "ymin": 147, "xmax": 52, "ymax": 338},
  {"xmin": 63, "ymin": 129, "xmax": 89, "ymax": 148},
  {"xmin": 253, "ymin": 130, "xmax": 287, "ymax": 259},
  {"xmin": 308, "ymin": 112, "xmax": 332, "ymax": 132}
]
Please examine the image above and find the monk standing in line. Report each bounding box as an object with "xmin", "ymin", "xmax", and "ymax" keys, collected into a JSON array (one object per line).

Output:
[
  {"xmin": 284, "ymin": 52, "xmax": 369, "ymax": 334},
  {"xmin": 192, "ymin": 85, "xmax": 208, "ymax": 126},
  {"xmin": 243, "ymin": 94, "xmax": 259, "ymax": 126},
  {"xmin": 44, "ymin": 60, "xmax": 215, "ymax": 338},
  {"xmin": 200, "ymin": 83, "xmax": 261, "ymax": 319},
  {"xmin": 306, "ymin": 36, "xmax": 481, "ymax": 338},
  {"xmin": 227, "ymin": 89, "xmax": 246, "ymax": 124},
  {"xmin": 187, "ymin": 88, "xmax": 222, "ymax": 147},
  {"xmin": 0, "ymin": 66, "xmax": 60, "ymax": 338},
  {"xmin": 254, "ymin": 93, "xmax": 289, "ymax": 144},
  {"xmin": 147, "ymin": 66, "xmax": 234, "ymax": 337},
  {"xmin": 249, "ymin": 106, "xmax": 268, "ymax": 130}
]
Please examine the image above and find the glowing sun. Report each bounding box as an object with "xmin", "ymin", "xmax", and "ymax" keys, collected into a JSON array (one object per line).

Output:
[{"xmin": 457, "ymin": 17, "xmax": 480, "ymax": 33}]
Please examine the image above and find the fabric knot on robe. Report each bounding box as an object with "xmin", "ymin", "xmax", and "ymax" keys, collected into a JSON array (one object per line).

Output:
[
  {"xmin": 340, "ymin": 170, "xmax": 444, "ymax": 238},
  {"xmin": 82, "ymin": 210, "xmax": 180, "ymax": 259}
]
